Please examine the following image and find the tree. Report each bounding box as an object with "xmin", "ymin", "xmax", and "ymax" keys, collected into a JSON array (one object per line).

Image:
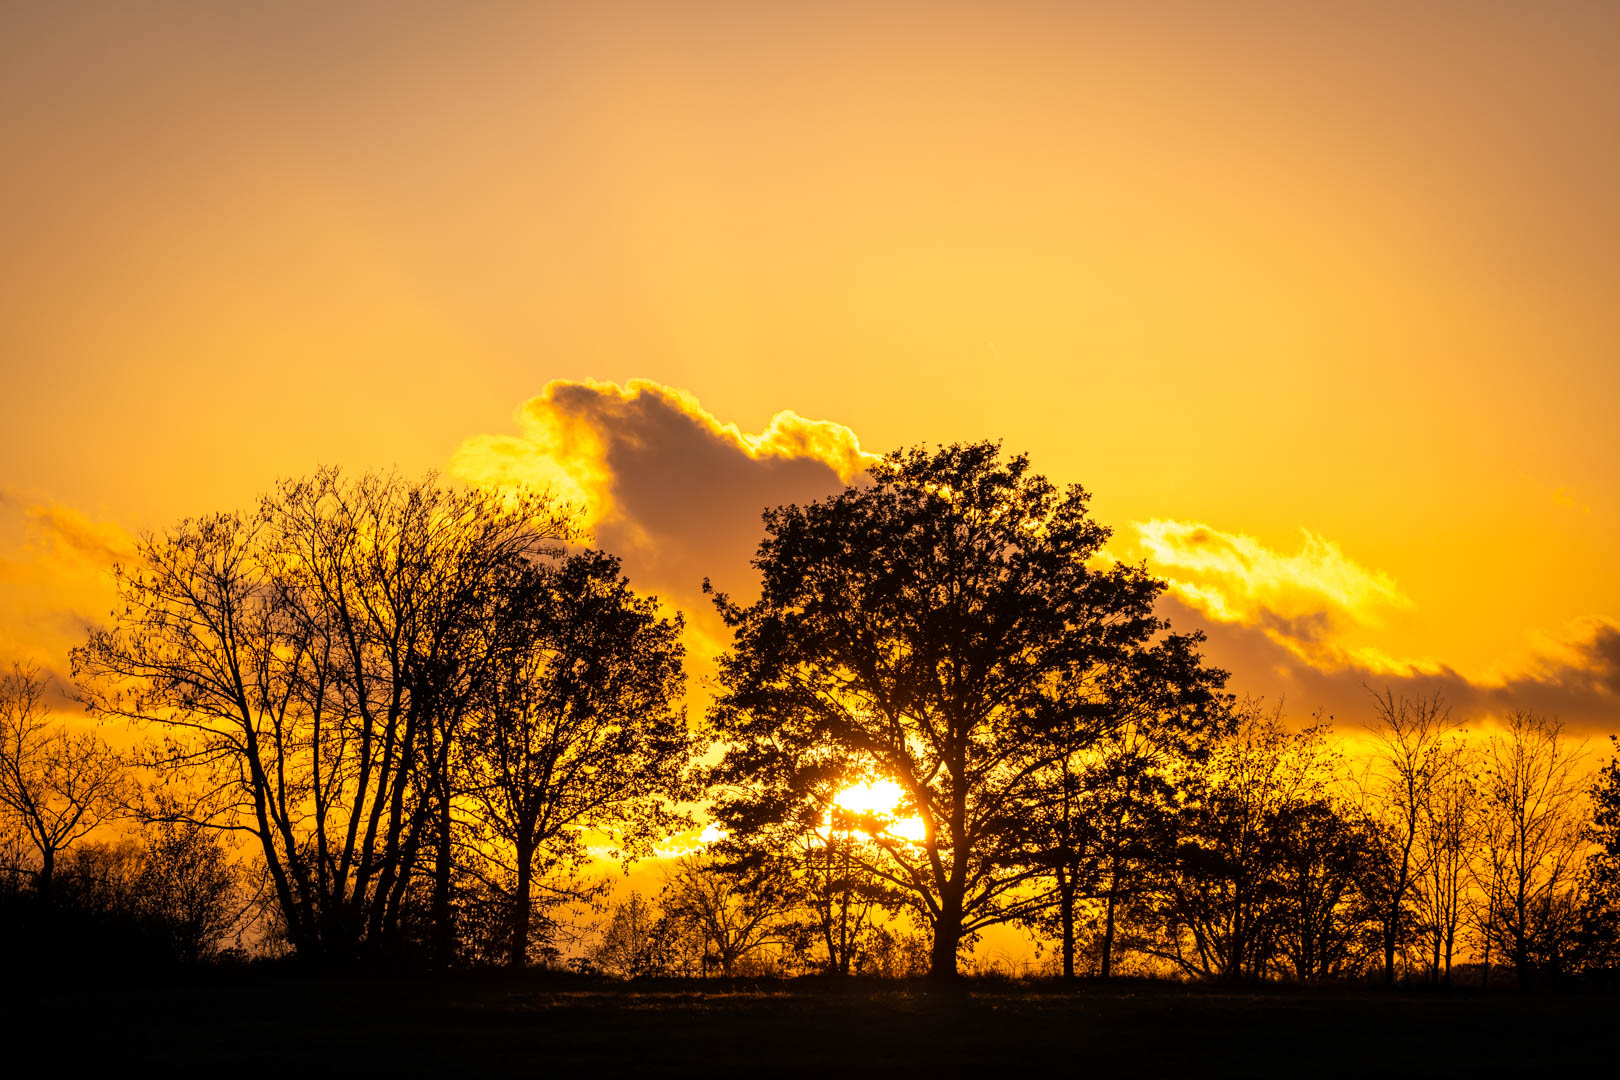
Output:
[
  {"xmin": 1576, "ymin": 737, "xmax": 1620, "ymax": 974},
  {"xmin": 661, "ymin": 853, "xmax": 795, "ymax": 977},
  {"xmin": 1475, "ymin": 708, "xmax": 1587, "ymax": 988},
  {"xmin": 1413, "ymin": 739, "xmax": 1475, "ymax": 983},
  {"xmin": 460, "ymin": 548, "xmax": 694, "ymax": 968},
  {"xmin": 1270, "ymin": 797, "xmax": 1376, "ymax": 982},
  {"xmin": 591, "ymin": 890, "xmax": 686, "ymax": 978},
  {"xmin": 1356, "ymin": 689, "xmax": 1455, "ymax": 985},
  {"xmin": 0, "ymin": 663, "xmax": 126, "ymax": 889},
  {"xmin": 707, "ymin": 442, "xmax": 1198, "ymax": 978},
  {"xmin": 1140, "ymin": 703, "xmax": 1347, "ymax": 981},
  {"xmin": 1025, "ymin": 633, "xmax": 1225, "ymax": 979},
  {"xmin": 72, "ymin": 469, "xmax": 575, "ymax": 960},
  {"xmin": 132, "ymin": 819, "xmax": 248, "ymax": 962}
]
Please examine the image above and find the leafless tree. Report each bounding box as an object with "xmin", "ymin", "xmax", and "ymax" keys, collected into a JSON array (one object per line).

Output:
[
  {"xmin": 1356, "ymin": 688, "xmax": 1456, "ymax": 984},
  {"xmin": 1474, "ymin": 708, "xmax": 1587, "ymax": 988},
  {"xmin": 661, "ymin": 853, "xmax": 795, "ymax": 977},
  {"xmin": 1413, "ymin": 738, "xmax": 1475, "ymax": 983},
  {"xmin": 72, "ymin": 470, "xmax": 575, "ymax": 959},
  {"xmin": 0, "ymin": 663, "xmax": 126, "ymax": 888}
]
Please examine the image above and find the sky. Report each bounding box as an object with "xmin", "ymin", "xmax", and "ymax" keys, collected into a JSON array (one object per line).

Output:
[{"xmin": 3, "ymin": 1, "xmax": 1619, "ymax": 745}]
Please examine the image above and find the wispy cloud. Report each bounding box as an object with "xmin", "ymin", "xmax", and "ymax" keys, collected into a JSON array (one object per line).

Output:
[{"xmin": 1130, "ymin": 519, "xmax": 1411, "ymax": 669}]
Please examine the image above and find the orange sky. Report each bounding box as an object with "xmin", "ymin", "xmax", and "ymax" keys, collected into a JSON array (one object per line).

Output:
[{"xmin": 3, "ymin": 2, "xmax": 1618, "ymax": 737}]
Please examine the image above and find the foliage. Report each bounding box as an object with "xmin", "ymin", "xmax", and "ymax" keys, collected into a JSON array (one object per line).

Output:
[
  {"xmin": 707, "ymin": 441, "xmax": 1213, "ymax": 978},
  {"xmin": 460, "ymin": 548, "xmax": 695, "ymax": 967}
]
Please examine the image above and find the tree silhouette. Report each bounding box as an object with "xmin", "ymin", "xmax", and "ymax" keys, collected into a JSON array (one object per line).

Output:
[
  {"xmin": 460, "ymin": 548, "xmax": 693, "ymax": 968},
  {"xmin": 73, "ymin": 469, "xmax": 575, "ymax": 960},
  {"xmin": 706, "ymin": 442, "xmax": 1202, "ymax": 978},
  {"xmin": 0, "ymin": 663, "xmax": 126, "ymax": 889},
  {"xmin": 1139, "ymin": 704, "xmax": 1351, "ymax": 981},
  {"xmin": 1024, "ymin": 632, "xmax": 1225, "ymax": 979},
  {"xmin": 1474, "ymin": 709, "xmax": 1586, "ymax": 988},
  {"xmin": 1356, "ymin": 689, "xmax": 1456, "ymax": 984},
  {"xmin": 1576, "ymin": 737, "xmax": 1620, "ymax": 974}
]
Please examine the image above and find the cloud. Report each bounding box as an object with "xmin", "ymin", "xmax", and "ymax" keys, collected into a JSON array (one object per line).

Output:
[
  {"xmin": 1174, "ymin": 595, "xmax": 1620, "ymax": 737},
  {"xmin": 0, "ymin": 496, "xmax": 134, "ymax": 706},
  {"xmin": 451, "ymin": 379, "xmax": 881, "ymax": 686},
  {"xmin": 1130, "ymin": 519, "xmax": 1411, "ymax": 669},
  {"xmin": 452, "ymin": 379, "xmax": 876, "ymax": 533}
]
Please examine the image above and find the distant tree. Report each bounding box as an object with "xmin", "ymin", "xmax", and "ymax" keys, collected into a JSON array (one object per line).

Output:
[
  {"xmin": 1356, "ymin": 689, "xmax": 1456, "ymax": 985},
  {"xmin": 707, "ymin": 442, "xmax": 1195, "ymax": 979},
  {"xmin": 661, "ymin": 853, "xmax": 795, "ymax": 977},
  {"xmin": 1025, "ymin": 633, "xmax": 1226, "ymax": 979},
  {"xmin": 591, "ymin": 891, "xmax": 684, "ymax": 978},
  {"xmin": 781, "ymin": 823, "xmax": 893, "ymax": 976},
  {"xmin": 460, "ymin": 548, "xmax": 694, "ymax": 969},
  {"xmin": 1270, "ymin": 797, "xmax": 1376, "ymax": 982},
  {"xmin": 1140, "ymin": 703, "xmax": 1344, "ymax": 981},
  {"xmin": 1475, "ymin": 709, "xmax": 1587, "ymax": 988},
  {"xmin": 132, "ymin": 819, "xmax": 247, "ymax": 963},
  {"xmin": 0, "ymin": 663, "xmax": 126, "ymax": 889},
  {"xmin": 1413, "ymin": 739, "xmax": 1476, "ymax": 983},
  {"xmin": 72, "ymin": 469, "xmax": 575, "ymax": 960},
  {"xmin": 707, "ymin": 748, "xmax": 903, "ymax": 976}
]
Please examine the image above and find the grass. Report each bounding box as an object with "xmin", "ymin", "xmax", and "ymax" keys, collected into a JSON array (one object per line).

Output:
[{"xmin": 12, "ymin": 971, "xmax": 1614, "ymax": 1075}]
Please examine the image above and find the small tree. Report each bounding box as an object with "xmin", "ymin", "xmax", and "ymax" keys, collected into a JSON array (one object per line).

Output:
[
  {"xmin": 1357, "ymin": 689, "xmax": 1455, "ymax": 985},
  {"xmin": 461, "ymin": 549, "xmax": 694, "ymax": 968},
  {"xmin": 592, "ymin": 891, "xmax": 685, "ymax": 978},
  {"xmin": 0, "ymin": 663, "xmax": 126, "ymax": 889},
  {"xmin": 661, "ymin": 853, "xmax": 795, "ymax": 977},
  {"xmin": 1413, "ymin": 739, "xmax": 1475, "ymax": 983},
  {"xmin": 1139, "ymin": 703, "xmax": 1345, "ymax": 981},
  {"xmin": 133, "ymin": 819, "xmax": 246, "ymax": 963},
  {"xmin": 1476, "ymin": 709, "xmax": 1587, "ymax": 988}
]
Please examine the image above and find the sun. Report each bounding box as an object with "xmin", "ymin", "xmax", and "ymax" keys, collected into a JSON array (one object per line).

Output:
[{"xmin": 830, "ymin": 780, "xmax": 927, "ymax": 843}]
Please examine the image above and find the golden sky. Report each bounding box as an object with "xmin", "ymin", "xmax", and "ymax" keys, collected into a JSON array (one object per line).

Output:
[{"xmin": 3, "ymin": 2, "xmax": 1618, "ymax": 735}]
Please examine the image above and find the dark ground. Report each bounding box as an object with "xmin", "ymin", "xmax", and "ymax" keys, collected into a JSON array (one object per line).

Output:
[{"xmin": 9, "ymin": 972, "xmax": 1614, "ymax": 1076}]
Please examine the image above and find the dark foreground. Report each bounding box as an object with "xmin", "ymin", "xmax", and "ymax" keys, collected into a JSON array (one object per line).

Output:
[{"xmin": 12, "ymin": 973, "xmax": 1614, "ymax": 1076}]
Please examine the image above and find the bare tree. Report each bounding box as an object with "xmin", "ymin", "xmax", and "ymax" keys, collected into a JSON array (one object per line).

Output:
[
  {"xmin": 661, "ymin": 853, "xmax": 795, "ymax": 977},
  {"xmin": 1413, "ymin": 738, "xmax": 1475, "ymax": 983},
  {"xmin": 1356, "ymin": 688, "xmax": 1455, "ymax": 984},
  {"xmin": 1475, "ymin": 708, "xmax": 1587, "ymax": 988},
  {"xmin": 72, "ymin": 470, "xmax": 575, "ymax": 959},
  {"xmin": 0, "ymin": 663, "xmax": 126, "ymax": 889}
]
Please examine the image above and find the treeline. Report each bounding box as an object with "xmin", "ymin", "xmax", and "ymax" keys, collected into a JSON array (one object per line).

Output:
[{"xmin": 3, "ymin": 445, "xmax": 1619, "ymax": 986}]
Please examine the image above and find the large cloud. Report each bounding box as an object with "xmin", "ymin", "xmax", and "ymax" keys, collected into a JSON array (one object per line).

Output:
[{"xmin": 451, "ymin": 379, "xmax": 880, "ymax": 677}]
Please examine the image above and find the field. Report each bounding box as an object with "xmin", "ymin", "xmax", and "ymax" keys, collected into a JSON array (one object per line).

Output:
[{"xmin": 13, "ymin": 973, "xmax": 1615, "ymax": 1075}]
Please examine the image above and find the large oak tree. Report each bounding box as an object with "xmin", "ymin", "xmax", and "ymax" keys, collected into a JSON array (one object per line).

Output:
[{"xmin": 706, "ymin": 441, "xmax": 1215, "ymax": 978}]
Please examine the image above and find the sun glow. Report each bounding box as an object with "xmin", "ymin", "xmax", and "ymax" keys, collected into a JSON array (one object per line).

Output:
[{"xmin": 830, "ymin": 780, "xmax": 927, "ymax": 843}]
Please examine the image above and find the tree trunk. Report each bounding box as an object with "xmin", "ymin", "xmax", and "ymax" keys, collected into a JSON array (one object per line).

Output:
[
  {"xmin": 429, "ymin": 783, "xmax": 455, "ymax": 970},
  {"xmin": 930, "ymin": 893, "xmax": 964, "ymax": 980},
  {"xmin": 1059, "ymin": 871, "xmax": 1077, "ymax": 981},
  {"xmin": 1100, "ymin": 871, "xmax": 1119, "ymax": 980},
  {"xmin": 509, "ymin": 845, "xmax": 533, "ymax": 969}
]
